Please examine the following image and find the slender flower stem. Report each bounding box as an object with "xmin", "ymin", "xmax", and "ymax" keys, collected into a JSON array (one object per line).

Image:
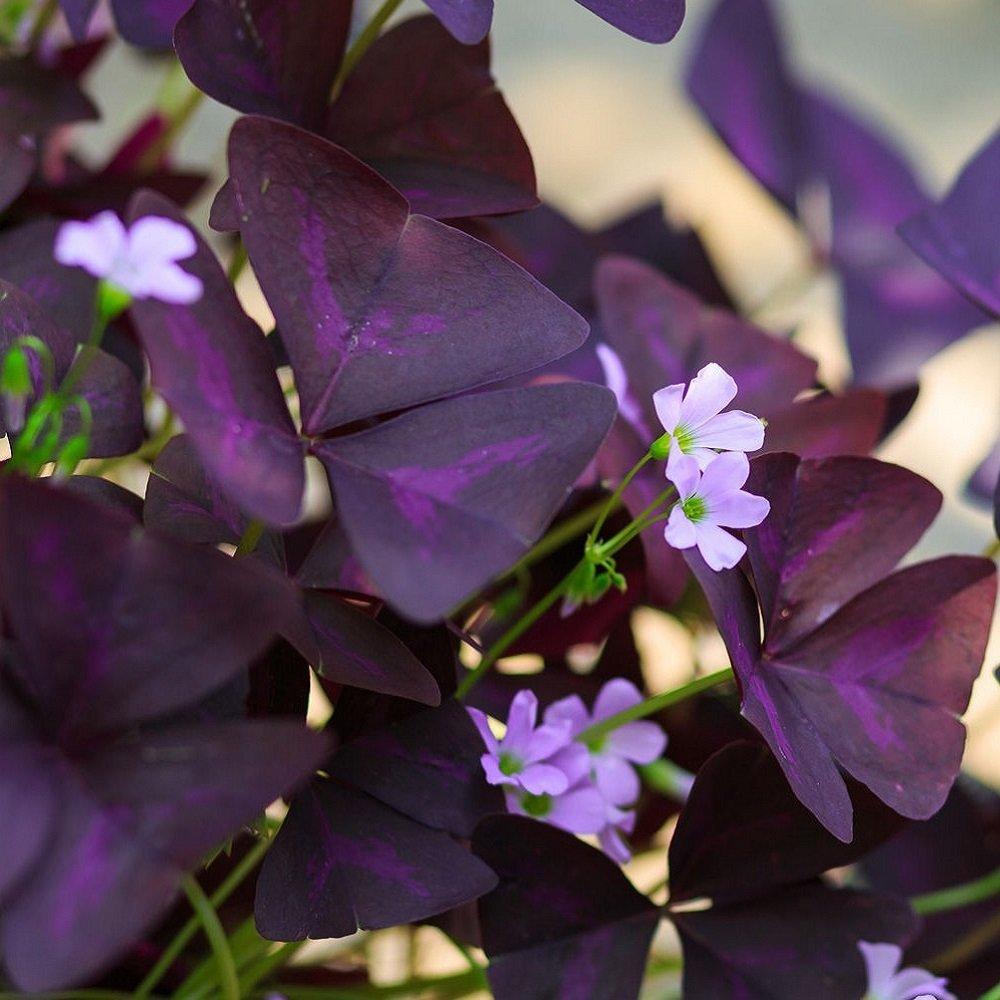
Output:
[
  {"xmin": 577, "ymin": 668, "xmax": 734, "ymax": 744},
  {"xmin": 58, "ymin": 311, "xmax": 110, "ymax": 401},
  {"xmin": 138, "ymin": 73, "xmax": 206, "ymax": 173},
  {"xmin": 911, "ymin": 864, "xmax": 1000, "ymax": 915},
  {"xmin": 228, "ymin": 239, "xmax": 250, "ymax": 284},
  {"xmin": 984, "ymin": 537, "xmax": 1000, "ymax": 559},
  {"xmin": 455, "ymin": 563, "xmax": 577, "ymax": 700},
  {"xmin": 235, "ymin": 518, "xmax": 266, "ymax": 557},
  {"xmin": 979, "ymin": 980, "xmax": 1000, "ymax": 1000},
  {"xmin": 135, "ymin": 836, "xmax": 273, "ymax": 998},
  {"xmin": 181, "ymin": 875, "xmax": 241, "ymax": 1000},
  {"xmin": 587, "ymin": 452, "xmax": 652, "ymax": 548},
  {"xmin": 330, "ymin": 0, "xmax": 405, "ymax": 101},
  {"xmin": 273, "ymin": 968, "xmax": 487, "ymax": 999},
  {"xmin": 926, "ymin": 905, "xmax": 1000, "ymax": 974}
]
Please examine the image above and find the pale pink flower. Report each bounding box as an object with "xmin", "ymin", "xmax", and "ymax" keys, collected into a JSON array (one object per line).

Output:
[
  {"xmin": 664, "ymin": 452, "xmax": 770, "ymax": 571},
  {"xmin": 858, "ymin": 941, "xmax": 955, "ymax": 1000},
  {"xmin": 55, "ymin": 211, "xmax": 202, "ymax": 304}
]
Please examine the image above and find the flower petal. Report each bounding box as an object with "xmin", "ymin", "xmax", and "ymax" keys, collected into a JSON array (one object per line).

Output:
[
  {"xmin": 711, "ymin": 489, "xmax": 771, "ymax": 530},
  {"xmin": 481, "ymin": 754, "xmax": 510, "ymax": 786},
  {"xmin": 889, "ymin": 969, "xmax": 954, "ymax": 1000},
  {"xmin": 519, "ymin": 762, "xmax": 570, "ymax": 796},
  {"xmin": 467, "ymin": 708, "xmax": 498, "ymax": 754},
  {"xmin": 593, "ymin": 678, "xmax": 643, "ymax": 721},
  {"xmin": 546, "ymin": 787, "xmax": 607, "ymax": 834},
  {"xmin": 522, "ymin": 720, "xmax": 573, "ymax": 764},
  {"xmin": 598, "ymin": 823, "xmax": 633, "ymax": 864},
  {"xmin": 606, "ymin": 721, "xmax": 667, "ymax": 765},
  {"xmin": 54, "ymin": 212, "xmax": 125, "ymax": 278},
  {"xmin": 594, "ymin": 754, "xmax": 640, "ymax": 805},
  {"xmin": 128, "ymin": 262, "xmax": 203, "ymax": 304},
  {"xmin": 679, "ymin": 362, "xmax": 737, "ymax": 428},
  {"xmin": 664, "ymin": 504, "xmax": 698, "ymax": 550},
  {"xmin": 544, "ymin": 694, "xmax": 589, "ymax": 735},
  {"xmin": 858, "ymin": 942, "xmax": 902, "ymax": 995},
  {"xmin": 666, "ymin": 450, "xmax": 701, "ymax": 498},
  {"xmin": 549, "ymin": 743, "xmax": 592, "ymax": 787},
  {"xmin": 695, "ymin": 522, "xmax": 747, "ymax": 571},
  {"xmin": 652, "ymin": 382, "xmax": 684, "ymax": 432},
  {"xmin": 126, "ymin": 215, "xmax": 197, "ymax": 267},
  {"xmin": 699, "ymin": 451, "xmax": 751, "ymax": 497},
  {"xmin": 695, "ymin": 409, "xmax": 765, "ymax": 452},
  {"xmin": 505, "ymin": 689, "xmax": 538, "ymax": 746}
]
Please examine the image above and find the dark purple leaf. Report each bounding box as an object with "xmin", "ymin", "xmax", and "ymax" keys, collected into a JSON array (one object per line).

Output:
[
  {"xmin": 315, "ymin": 383, "xmax": 616, "ymax": 622},
  {"xmin": 674, "ymin": 884, "xmax": 916, "ymax": 1000},
  {"xmin": 472, "ymin": 816, "xmax": 659, "ymax": 1000},
  {"xmin": 3, "ymin": 720, "xmax": 326, "ymax": 991},
  {"xmin": 228, "ymin": 115, "xmax": 583, "ymax": 435},
  {"xmin": 128, "ymin": 190, "xmax": 305, "ymax": 526},
  {"xmin": 59, "ymin": 0, "xmax": 100, "ymax": 39},
  {"xmin": 61, "ymin": 475, "xmax": 143, "ymax": 521},
  {"xmin": 0, "ymin": 57, "xmax": 98, "ymax": 213},
  {"xmin": 0, "ymin": 477, "xmax": 286, "ymax": 735},
  {"xmin": 175, "ymin": 0, "xmax": 352, "ymax": 130},
  {"xmin": 689, "ymin": 454, "xmax": 997, "ymax": 840},
  {"xmin": 109, "ymin": 0, "xmax": 194, "ymax": 48},
  {"xmin": 668, "ymin": 742, "xmax": 903, "ymax": 905},
  {"xmin": 328, "ymin": 700, "xmax": 504, "ymax": 837},
  {"xmin": 255, "ymin": 779, "xmax": 497, "ymax": 940},
  {"xmin": 899, "ymin": 129, "xmax": 1000, "ymax": 318},
  {"xmin": 327, "ymin": 15, "xmax": 536, "ymax": 218}
]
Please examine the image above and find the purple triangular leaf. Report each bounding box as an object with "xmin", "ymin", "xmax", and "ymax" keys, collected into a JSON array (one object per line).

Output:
[
  {"xmin": 423, "ymin": 0, "xmax": 493, "ymax": 44},
  {"xmin": 315, "ymin": 383, "xmax": 616, "ymax": 622},
  {"xmin": 128, "ymin": 190, "xmax": 305, "ymax": 526},
  {"xmin": 109, "ymin": 0, "xmax": 194, "ymax": 48},
  {"xmin": 575, "ymin": 0, "xmax": 684, "ymax": 43},
  {"xmin": 327, "ymin": 15, "xmax": 536, "ymax": 218},
  {"xmin": 175, "ymin": 0, "xmax": 351, "ymax": 130},
  {"xmin": 673, "ymin": 884, "xmax": 917, "ymax": 1000},
  {"xmin": 898, "ymin": 129, "xmax": 1000, "ymax": 318},
  {"xmin": 229, "ymin": 116, "xmax": 579, "ymax": 434},
  {"xmin": 472, "ymin": 816, "xmax": 659, "ymax": 1000},
  {"xmin": 668, "ymin": 742, "xmax": 904, "ymax": 905},
  {"xmin": 255, "ymin": 779, "xmax": 498, "ymax": 940},
  {"xmin": 0, "ymin": 478, "xmax": 286, "ymax": 735},
  {"xmin": 3, "ymin": 720, "xmax": 326, "ymax": 991},
  {"xmin": 58, "ymin": 0, "xmax": 100, "ymax": 39},
  {"xmin": 328, "ymin": 700, "xmax": 504, "ymax": 837}
]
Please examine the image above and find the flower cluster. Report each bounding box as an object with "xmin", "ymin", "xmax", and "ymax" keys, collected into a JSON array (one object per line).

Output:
[{"xmin": 470, "ymin": 680, "xmax": 667, "ymax": 863}]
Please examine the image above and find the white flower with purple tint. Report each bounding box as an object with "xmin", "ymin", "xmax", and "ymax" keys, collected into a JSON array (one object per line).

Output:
[
  {"xmin": 652, "ymin": 362, "xmax": 764, "ymax": 478},
  {"xmin": 859, "ymin": 941, "xmax": 955, "ymax": 1000},
  {"xmin": 545, "ymin": 678, "xmax": 667, "ymax": 806},
  {"xmin": 664, "ymin": 452, "xmax": 770, "ymax": 571},
  {"xmin": 595, "ymin": 342, "xmax": 651, "ymax": 438},
  {"xmin": 597, "ymin": 802, "xmax": 637, "ymax": 864},
  {"xmin": 54, "ymin": 211, "xmax": 202, "ymax": 304},
  {"xmin": 469, "ymin": 690, "xmax": 577, "ymax": 796}
]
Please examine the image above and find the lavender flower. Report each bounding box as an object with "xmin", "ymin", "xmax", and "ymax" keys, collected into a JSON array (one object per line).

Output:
[
  {"xmin": 859, "ymin": 942, "xmax": 955, "ymax": 1000},
  {"xmin": 545, "ymin": 679, "xmax": 667, "ymax": 806},
  {"xmin": 54, "ymin": 211, "xmax": 202, "ymax": 304},
  {"xmin": 469, "ymin": 690, "xmax": 579, "ymax": 796},
  {"xmin": 652, "ymin": 362, "xmax": 765, "ymax": 479},
  {"xmin": 664, "ymin": 451, "xmax": 770, "ymax": 570}
]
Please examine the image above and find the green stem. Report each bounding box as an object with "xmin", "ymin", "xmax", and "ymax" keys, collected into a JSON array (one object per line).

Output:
[
  {"xmin": 455, "ymin": 563, "xmax": 578, "ymax": 700},
  {"xmin": 138, "ymin": 80, "xmax": 205, "ymax": 173},
  {"xmin": 236, "ymin": 518, "xmax": 266, "ymax": 557},
  {"xmin": 592, "ymin": 484, "xmax": 676, "ymax": 559},
  {"xmin": 979, "ymin": 981, "xmax": 1000, "ymax": 1000},
  {"xmin": 58, "ymin": 311, "xmax": 109, "ymax": 401},
  {"xmin": 238, "ymin": 940, "xmax": 305, "ymax": 995},
  {"xmin": 228, "ymin": 239, "xmax": 250, "ymax": 283},
  {"xmin": 926, "ymin": 905, "xmax": 1000, "ymax": 974},
  {"xmin": 577, "ymin": 668, "xmax": 734, "ymax": 744},
  {"xmin": 274, "ymin": 969, "xmax": 486, "ymax": 1000},
  {"xmin": 587, "ymin": 452, "xmax": 652, "ymax": 547},
  {"xmin": 912, "ymin": 864, "xmax": 1000, "ymax": 915},
  {"xmin": 181, "ymin": 875, "xmax": 241, "ymax": 1000},
  {"xmin": 330, "ymin": 0, "xmax": 405, "ymax": 101},
  {"xmin": 984, "ymin": 537, "xmax": 1000, "ymax": 559},
  {"xmin": 135, "ymin": 836, "xmax": 273, "ymax": 998}
]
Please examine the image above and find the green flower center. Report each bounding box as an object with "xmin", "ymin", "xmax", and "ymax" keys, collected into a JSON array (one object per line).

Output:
[
  {"xmin": 681, "ymin": 495, "xmax": 707, "ymax": 523},
  {"xmin": 521, "ymin": 792, "xmax": 553, "ymax": 817},
  {"xmin": 583, "ymin": 732, "xmax": 607, "ymax": 753},
  {"xmin": 498, "ymin": 751, "xmax": 522, "ymax": 776},
  {"xmin": 674, "ymin": 424, "xmax": 696, "ymax": 453}
]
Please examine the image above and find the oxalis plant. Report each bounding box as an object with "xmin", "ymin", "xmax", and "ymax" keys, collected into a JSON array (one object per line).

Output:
[{"xmin": 0, "ymin": 0, "xmax": 997, "ymax": 997}]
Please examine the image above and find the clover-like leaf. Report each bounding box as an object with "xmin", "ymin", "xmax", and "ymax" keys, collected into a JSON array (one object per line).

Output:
[
  {"xmin": 228, "ymin": 116, "xmax": 581, "ymax": 434},
  {"xmin": 689, "ymin": 454, "xmax": 997, "ymax": 840},
  {"xmin": 325, "ymin": 15, "xmax": 537, "ymax": 218},
  {"xmin": 175, "ymin": 0, "xmax": 352, "ymax": 130},
  {"xmin": 668, "ymin": 742, "xmax": 917, "ymax": 1000},
  {"xmin": 472, "ymin": 815, "xmax": 660, "ymax": 1000},
  {"xmin": 899, "ymin": 129, "xmax": 999, "ymax": 319},
  {"xmin": 128, "ymin": 190, "xmax": 305, "ymax": 526},
  {"xmin": 314, "ymin": 382, "xmax": 616, "ymax": 622}
]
